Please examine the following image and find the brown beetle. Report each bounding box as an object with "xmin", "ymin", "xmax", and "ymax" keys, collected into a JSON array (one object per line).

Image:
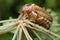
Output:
[{"xmin": 18, "ymin": 4, "xmax": 53, "ymax": 29}]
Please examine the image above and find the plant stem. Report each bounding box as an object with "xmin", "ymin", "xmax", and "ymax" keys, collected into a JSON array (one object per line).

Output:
[
  {"xmin": 24, "ymin": 20, "xmax": 60, "ymax": 38},
  {"xmin": 18, "ymin": 27, "xmax": 23, "ymax": 40},
  {"xmin": 32, "ymin": 30, "xmax": 42, "ymax": 40},
  {"xmin": 0, "ymin": 22, "xmax": 18, "ymax": 34},
  {"xmin": 21, "ymin": 24, "xmax": 33, "ymax": 40},
  {"xmin": 12, "ymin": 24, "xmax": 20, "ymax": 40},
  {"xmin": 26, "ymin": 25, "xmax": 55, "ymax": 40},
  {"xmin": 0, "ymin": 19, "xmax": 16, "ymax": 23}
]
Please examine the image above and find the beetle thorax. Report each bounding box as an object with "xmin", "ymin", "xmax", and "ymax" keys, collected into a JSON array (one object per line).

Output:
[{"xmin": 22, "ymin": 4, "xmax": 35, "ymax": 13}]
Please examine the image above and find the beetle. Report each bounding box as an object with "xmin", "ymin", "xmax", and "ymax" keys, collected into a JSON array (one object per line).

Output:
[{"xmin": 18, "ymin": 4, "xmax": 53, "ymax": 29}]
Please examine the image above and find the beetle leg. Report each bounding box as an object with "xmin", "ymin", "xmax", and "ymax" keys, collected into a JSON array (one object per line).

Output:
[
  {"xmin": 43, "ymin": 20, "xmax": 50, "ymax": 29},
  {"xmin": 28, "ymin": 13, "xmax": 36, "ymax": 20},
  {"xmin": 35, "ymin": 17, "xmax": 44, "ymax": 23}
]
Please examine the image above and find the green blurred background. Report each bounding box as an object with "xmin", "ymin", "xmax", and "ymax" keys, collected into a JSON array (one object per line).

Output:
[
  {"xmin": 0, "ymin": 0, "xmax": 60, "ymax": 40},
  {"xmin": 0, "ymin": 0, "xmax": 60, "ymax": 20}
]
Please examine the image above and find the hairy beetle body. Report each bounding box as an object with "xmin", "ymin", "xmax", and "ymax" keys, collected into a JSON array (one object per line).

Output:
[{"xmin": 18, "ymin": 4, "xmax": 53, "ymax": 29}]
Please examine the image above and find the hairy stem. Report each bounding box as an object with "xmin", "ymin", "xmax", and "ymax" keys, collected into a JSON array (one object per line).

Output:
[
  {"xmin": 21, "ymin": 24, "xmax": 33, "ymax": 40},
  {"xmin": 12, "ymin": 24, "xmax": 20, "ymax": 40},
  {"xmin": 24, "ymin": 20, "xmax": 60, "ymax": 38}
]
